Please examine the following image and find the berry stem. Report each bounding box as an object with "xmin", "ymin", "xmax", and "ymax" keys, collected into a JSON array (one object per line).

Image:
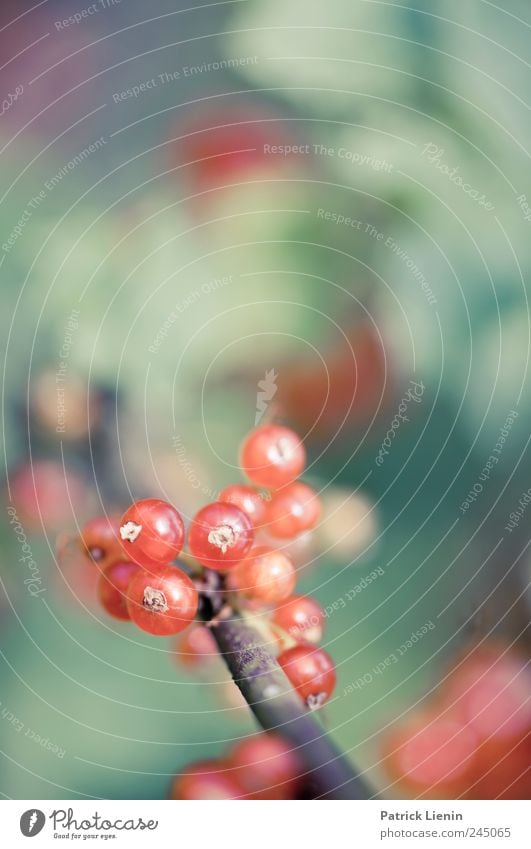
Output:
[{"xmin": 211, "ymin": 612, "xmax": 372, "ymax": 800}]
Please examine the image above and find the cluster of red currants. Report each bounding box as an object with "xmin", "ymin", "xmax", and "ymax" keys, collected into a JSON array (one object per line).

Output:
[
  {"xmin": 75, "ymin": 424, "xmax": 336, "ymax": 711},
  {"xmin": 381, "ymin": 641, "xmax": 531, "ymax": 800},
  {"xmin": 170, "ymin": 732, "xmax": 305, "ymax": 800}
]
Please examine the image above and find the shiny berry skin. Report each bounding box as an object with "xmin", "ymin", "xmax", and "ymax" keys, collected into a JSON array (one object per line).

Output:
[
  {"xmin": 240, "ymin": 424, "xmax": 306, "ymax": 489},
  {"xmin": 81, "ymin": 515, "xmax": 123, "ymax": 569},
  {"xmin": 229, "ymin": 733, "xmax": 303, "ymax": 800},
  {"xmin": 97, "ymin": 560, "xmax": 139, "ymax": 620},
  {"xmin": 174, "ymin": 625, "xmax": 219, "ymax": 668},
  {"xmin": 188, "ymin": 501, "xmax": 254, "ymax": 570},
  {"xmin": 266, "ymin": 482, "xmax": 321, "ymax": 539},
  {"xmin": 278, "ymin": 644, "xmax": 336, "ymax": 709},
  {"xmin": 382, "ymin": 712, "xmax": 479, "ymax": 799},
  {"xmin": 233, "ymin": 546, "xmax": 296, "ymax": 604},
  {"xmin": 219, "ymin": 483, "xmax": 267, "ymax": 528},
  {"xmin": 170, "ymin": 760, "xmax": 243, "ymax": 800},
  {"xmin": 126, "ymin": 566, "xmax": 198, "ymax": 636},
  {"xmin": 272, "ymin": 594, "xmax": 324, "ymax": 644},
  {"xmin": 119, "ymin": 499, "xmax": 184, "ymax": 568}
]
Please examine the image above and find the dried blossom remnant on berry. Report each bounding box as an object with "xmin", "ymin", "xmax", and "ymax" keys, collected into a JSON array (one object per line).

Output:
[
  {"xmin": 120, "ymin": 521, "xmax": 142, "ymax": 543},
  {"xmin": 306, "ymin": 692, "xmax": 327, "ymax": 711},
  {"xmin": 208, "ymin": 524, "xmax": 236, "ymax": 554},
  {"xmin": 143, "ymin": 586, "xmax": 169, "ymax": 612}
]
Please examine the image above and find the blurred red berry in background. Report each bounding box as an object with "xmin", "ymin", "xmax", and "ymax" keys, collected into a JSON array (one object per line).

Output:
[
  {"xmin": 169, "ymin": 107, "xmax": 300, "ymax": 197},
  {"xmin": 279, "ymin": 322, "xmax": 388, "ymax": 442},
  {"xmin": 9, "ymin": 460, "xmax": 89, "ymax": 532},
  {"xmin": 229, "ymin": 733, "xmax": 303, "ymax": 799},
  {"xmin": 443, "ymin": 644, "xmax": 531, "ymax": 799},
  {"xmin": 381, "ymin": 710, "xmax": 479, "ymax": 799},
  {"xmin": 173, "ymin": 625, "xmax": 219, "ymax": 669},
  {"xmin": 170, "ymin": 759, "xmax": 243, "ymax": 800}
]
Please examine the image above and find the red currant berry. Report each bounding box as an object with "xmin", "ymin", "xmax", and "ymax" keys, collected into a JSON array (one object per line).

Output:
[
  {"xmin": 97, "ymin": 560, "xmax": 139, "ymax": 620},
  {"xmin": 382, "ymin": 712, "xmax": 479, "ymax": 799},
  {"xmin": 266, "ymin": 482, "xmax": 321, "ymax": 539},
  {"xmin": 219, "ymin": 483, "xmax": 267, "ymax": 528},
  {"xmin": 170, "ymin": 760, "xmax": 243, "ymax": 800},
  {"xmin": 126, "ymin": 566, "xmax": 198, "ymax": 636},
  {"xmin": 81, "ymin": 515, "xmax": 123, "ymax": 569},
  {"xmin": 278, "ymin": 644, "xmax": 336, "ymax": 709},
  {"xmin": 188, "ymin": 501, "xmax": 254, "ymax": 570},
  {"xmin": 272, "ymin": 594, "xmax": 324, "ymax": 644},
  {"xmin": 174, "ymin": 625, "xmax": 219, "ymax": 668},
  {"xmin": 233, "ymin": 546, "xmax": 296, "ymax": 604},
  {"xmin": 240, "ymin": 424, "xmax": 306, "ymax": 489},
  {"xmin": 119, "ymin": 498, "xmax": 184, "ymax": 568},
  {"xmin": 229, "ymin": 733, "xmax": 303, "ymax": 800}
]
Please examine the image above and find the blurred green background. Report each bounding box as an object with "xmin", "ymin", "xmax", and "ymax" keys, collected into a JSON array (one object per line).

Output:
[{"xmin": 0, "ymin": 0, "xmax": 529, "ymax": 799}]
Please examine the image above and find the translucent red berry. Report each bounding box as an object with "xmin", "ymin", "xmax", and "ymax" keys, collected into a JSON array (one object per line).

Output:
[
  {"xmin": 97, "ymin": 560, "xmax": 139, "ymax": 620},
  {"xmin": 219, "ymin": 483, "xmax": 267, "ymax": 528},
  {"xmin": 272, "ymin": 594, "xmax": 324, "ymax": 644},
  {"xmin": 266, "ymin": 482, "xmax": 321, "ymax": 539},
  {"xmin": 233, "ymin": 546, "xmax": 296, "ymax": 603},
  {"xmin": 278, "ymin": 644, "xmax": 336, "ymax": 709},
  {"xmin": 240, "ymin": 424, "xmax": 306, "ymax": 489},
  {"xmin": 81, "ymin": 515, "xmax": 123, "ymax": 569},
  {"xmin": 382, "ymin": 712, "xmax": 479, "ymax": 799},
  {"xmin": 119, "ymin": 498, "xmax": 184, "ymax": 568},
  {"xmin": 188, "ymin": 501, "xmax": 254, "ymax": 570},
  {"xmin": 170, "ymin": 760, "xmax": 243, "ymax": 800},
  {"xmin": 126, "ymin": 566, "xmax": 198, "ymax": 636},
  {"xmin": 229, "ymin": 733, "xmax": 303, "ymax": 799}
]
